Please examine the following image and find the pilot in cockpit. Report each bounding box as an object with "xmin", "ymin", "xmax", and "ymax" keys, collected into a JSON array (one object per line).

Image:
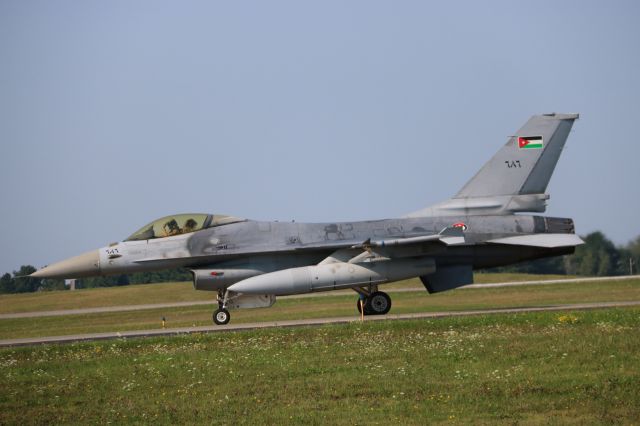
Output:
[
  {"xmin": 184, "ymin": 218, "xmax": 198, "ymax": 233},
  {"xmin": 163, "ymin": 219, "xmax": 182, "ymax": 236}
]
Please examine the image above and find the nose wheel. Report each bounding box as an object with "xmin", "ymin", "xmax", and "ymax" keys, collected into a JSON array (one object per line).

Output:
[{"xmin": 213, "ymin": 308, "xmax": 230, "ymax": 325}]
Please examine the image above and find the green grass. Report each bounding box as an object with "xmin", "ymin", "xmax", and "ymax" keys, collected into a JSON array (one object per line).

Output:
[
  {"xmin": 1, "ymin": 308, "xmax": 638, "ymax": 424},
  {"xmin": 1, "ymin": 278, "xmax": 638, "ymax": 340},
  {"xmin": 0, "ymin": 281, "xmax": 209, "ymax": 314},
  {"xmin": 0, "ymin": 273, "xmax": 573, "ymax": 315}
]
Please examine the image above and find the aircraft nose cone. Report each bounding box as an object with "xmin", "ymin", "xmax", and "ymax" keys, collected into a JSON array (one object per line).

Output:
[{"xmin": 31, "ymin": 250, "xmax": 101, "ymax": 279}]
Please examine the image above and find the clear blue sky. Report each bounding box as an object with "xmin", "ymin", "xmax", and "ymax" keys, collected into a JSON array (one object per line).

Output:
[{"xmin": 1, "ymin": 0, "xmax": 639, "ymax": 273}]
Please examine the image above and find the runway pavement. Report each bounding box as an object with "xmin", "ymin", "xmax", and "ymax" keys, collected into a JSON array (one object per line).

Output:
[
  {"xmin": 1, "ymin": 274, "xmax": 638, "ymax": 320},
  {"xmin": 1, "ymin": 300, "xmax": 639, "ymax": 347}
]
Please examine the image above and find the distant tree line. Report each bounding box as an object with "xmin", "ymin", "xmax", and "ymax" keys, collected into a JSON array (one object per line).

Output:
[
  {"xmin": 485, "ymin": 232, "xmax": 640, "ymax": 276},
  {"xmin": 1, "ymin": 231, "xmax": 639, "ymax": 294},
  {"xmin": 0, "ymin": 267, "xmax": 192, "ymax": 294}
]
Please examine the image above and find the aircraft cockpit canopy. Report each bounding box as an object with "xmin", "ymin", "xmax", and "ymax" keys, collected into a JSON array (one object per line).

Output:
[{"xmin": 125, "ymin": 213, "xmax": 245, "ymax": 241}]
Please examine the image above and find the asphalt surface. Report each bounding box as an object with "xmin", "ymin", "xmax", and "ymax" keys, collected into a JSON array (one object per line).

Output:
[
  {"xmin": 1, "ymin": 275, "xmax": 639, "ymax": 347},
  {"xmin": 1, "ymin": 274, "xmax": 638, "ymax": 320},
  {"xmin": 1, "ymin": 300, "xmax": 639, "ymax": 347}
]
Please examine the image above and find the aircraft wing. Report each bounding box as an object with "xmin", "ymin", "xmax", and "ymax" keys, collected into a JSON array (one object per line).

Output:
[
  {"xmin": 350, "ymin": 226, "xmax": 466, "ymax": 249},
  {"xmin": 487, "ymin": 233, "xmax": 584, "ymax": 248},
  {"xmin": 289, "ymin": 226, "xmax": 466, "ymax": 252}
]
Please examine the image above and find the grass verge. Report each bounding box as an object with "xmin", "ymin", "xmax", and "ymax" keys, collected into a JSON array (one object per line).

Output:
[
  {"xmin": 0, "ymin": 307, "xmax": 638, "ymax": 424},
  {"xmin": 1, "ymin": 278, "xmax": 639, "ymax": 340}
]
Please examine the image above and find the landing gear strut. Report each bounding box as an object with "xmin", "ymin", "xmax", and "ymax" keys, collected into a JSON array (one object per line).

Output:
[
  {"xmin": 213, "ymin": 289, "xmax": 231, "ymax": 325},
  {"xmin": 354, "ymin": 287, "xmax": 392, "ymax": 316}
]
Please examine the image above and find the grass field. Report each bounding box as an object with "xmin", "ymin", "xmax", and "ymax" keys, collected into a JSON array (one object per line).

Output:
[
  {"xmin": 0, "ymin": 276, "xmax": 638, "ymax": 340},
  {"xmin": 1, "ymin": 307, "xmax": 638, "ymax": 424}
]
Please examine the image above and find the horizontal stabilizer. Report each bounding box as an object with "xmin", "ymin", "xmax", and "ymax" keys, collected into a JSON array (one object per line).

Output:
[{"xmin": 487, "ymin": 233, "xmax": 584, "ymax": 248}]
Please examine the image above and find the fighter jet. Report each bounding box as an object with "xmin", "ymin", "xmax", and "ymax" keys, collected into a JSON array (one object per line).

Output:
[{"xmin": 32, "ymin": 113, "xmax": 583, "ymax": 325}]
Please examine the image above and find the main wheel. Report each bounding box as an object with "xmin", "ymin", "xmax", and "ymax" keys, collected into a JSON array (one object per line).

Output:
[
  {"xmin": 367, "ymin": 291, "xmax": 392, "ymax": 315},
  {"xmin": 213, "ymin": 308, "xmax": 230, "ymax": 325}
]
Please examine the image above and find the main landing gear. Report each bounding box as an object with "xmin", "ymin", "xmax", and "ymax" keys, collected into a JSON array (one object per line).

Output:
[
  {"xmin": 213, "ymin": 289, "xmax": 231, "ymax": 325},
  {"xmin": 354, "ymin": 287, "xmax": 392, "ymax": 316}
]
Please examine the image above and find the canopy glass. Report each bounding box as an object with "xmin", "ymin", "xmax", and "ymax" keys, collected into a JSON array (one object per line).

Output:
[{"xmin": 125, "ymin": 213, "xmax": 245, "ymax": 241}]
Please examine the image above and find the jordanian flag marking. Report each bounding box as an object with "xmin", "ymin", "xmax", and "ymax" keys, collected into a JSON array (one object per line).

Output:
[{"xmin": 518, "ymin": 136, "xmax": 543, "ymax": 149}]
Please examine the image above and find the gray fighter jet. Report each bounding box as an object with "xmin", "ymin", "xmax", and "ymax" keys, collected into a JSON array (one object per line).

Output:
[{"xmin": 32, "ymin": 113, "xmax": 583, "ymax": 325}]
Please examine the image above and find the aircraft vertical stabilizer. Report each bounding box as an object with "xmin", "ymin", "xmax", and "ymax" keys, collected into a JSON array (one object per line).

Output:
[{"xmin": 407, "ymin": 113, "xmax": 579, "ymax": 217}]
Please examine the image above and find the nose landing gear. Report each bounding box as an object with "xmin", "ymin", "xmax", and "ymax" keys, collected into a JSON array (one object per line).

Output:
[
  {"xmin": 213, "ymin": 289, "xmax": 231, "ymax": 325},
  {"xmin": 213, "ymin": 308, "xmax": 230, "ymax": 325}
]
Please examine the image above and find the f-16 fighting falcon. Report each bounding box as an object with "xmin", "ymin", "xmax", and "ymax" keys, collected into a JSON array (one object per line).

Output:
[{"xmin": 32, "ymin": 113, "xmax": 583, "ymax": 325}]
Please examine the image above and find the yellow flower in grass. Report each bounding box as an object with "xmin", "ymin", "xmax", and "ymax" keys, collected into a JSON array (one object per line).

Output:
[{"xmin": 557, "ymin": 314, "xmax": 579, "ymax": 324}]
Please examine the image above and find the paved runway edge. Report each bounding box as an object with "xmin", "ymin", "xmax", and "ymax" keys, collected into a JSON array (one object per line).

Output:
[
  {"xmin": 2, "ymin": 275, "xmax": 639, "ymax": 320},
  {"xmin": 2, "ymin": 300, "xmax": 639, "ymax": 348}
]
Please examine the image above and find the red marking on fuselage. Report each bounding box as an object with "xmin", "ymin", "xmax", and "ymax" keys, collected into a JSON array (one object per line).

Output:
[{"xmin": 452, "ymin": 222, "xmax": 468, "ymax": 231}]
